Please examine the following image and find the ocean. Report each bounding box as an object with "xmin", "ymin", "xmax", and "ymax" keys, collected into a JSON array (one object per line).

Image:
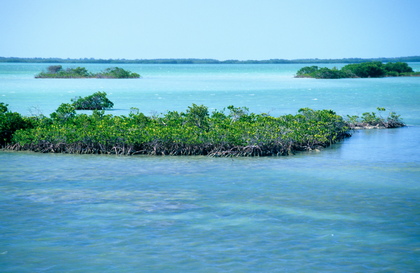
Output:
[{"xmin": 1, "ymin": 63, "xmax": 419, "ymax": 272}]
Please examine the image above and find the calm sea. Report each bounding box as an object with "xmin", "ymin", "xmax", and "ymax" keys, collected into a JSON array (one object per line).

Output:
[{"xmin": 1, "ymin": 63, "xmax": 419, "ymax": 272}]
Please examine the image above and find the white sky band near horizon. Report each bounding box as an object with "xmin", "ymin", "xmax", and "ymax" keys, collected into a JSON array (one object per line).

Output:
[{"xmin": 1, "ymin": 0, "xmax": 419, "ymax": 60}]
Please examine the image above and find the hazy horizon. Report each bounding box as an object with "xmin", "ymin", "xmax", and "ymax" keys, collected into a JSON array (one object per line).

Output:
[{"xmin": 2, "ymin": 56, "xmax": 420, "ymax": 61}]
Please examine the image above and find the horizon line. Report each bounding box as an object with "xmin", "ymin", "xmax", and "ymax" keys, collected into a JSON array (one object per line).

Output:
[{"xmin": 1, "ymin": 56, "xmax": 420, "ymax": 64}]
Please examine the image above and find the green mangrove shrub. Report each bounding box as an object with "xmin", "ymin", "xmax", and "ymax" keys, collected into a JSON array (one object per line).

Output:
[
  {"xmin": 50, "ymin": 103, "xmax": 77, "ymax": 121},
  {"xmin": 346, "ymin": 107, "xmax": 404, "ymax": 128},
  {"xmin": 71, "ymin": 91, "xmax": 114, "ymax": 110},
  {"xmin": 296, "ymin": 62, "xmax": 420, "ymax": 79},
  {"xmin": 0, "ymin": 103, "xmax": 33, "ymax": 146},
  {"xmin": 96, "ymin": 67, "xmax": 140, "ymax": 78}
]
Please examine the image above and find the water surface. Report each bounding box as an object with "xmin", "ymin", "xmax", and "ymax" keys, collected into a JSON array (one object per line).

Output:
[{"xmin": 1, "ymin": 63, "xmax": 419, "ymax": 272}]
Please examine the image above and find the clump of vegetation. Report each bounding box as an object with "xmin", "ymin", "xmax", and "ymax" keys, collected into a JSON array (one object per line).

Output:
[
  {"xmin": 95, "ymin": 67, "xmax": 140, "ymax": 78},
  {"xmin": 0, "ymin": 99, "xmax": 405, "ymax": 156},
  {"xmin": 71, "ymin": 91, "xmax": 114, "ymax": 110},
  {"xmin": 295, "ymin": 62, "xmax": 420, "ymax": 79},
  {"xmin": 35, "ymin": 65, "xmax": 140, "ymax": 79},
  {"xmin": 346, "ymin": 107, "xmax": 405, "ymax": 129},
  {"xmin": 0, "ymin": 103, "xmax": 33, "ymax": 147}
]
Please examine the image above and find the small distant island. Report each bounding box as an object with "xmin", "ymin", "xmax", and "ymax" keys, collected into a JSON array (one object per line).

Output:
[
  {"xmin": 295, "ymin": 62, "xmax": 420, "ymax": 79},
  {"xmin": 35, "ymin": 65, "xmax": 140, "ymax": 79}
]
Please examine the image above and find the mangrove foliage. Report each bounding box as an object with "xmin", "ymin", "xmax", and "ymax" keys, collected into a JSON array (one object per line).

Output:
[
  {"xmin": 345, "ymin": 107, "xmax": 405, "ymax": 129},
  {"xmin": 0, "ymin": 100, "xmax": 405, "ymax": 156},
  {"xmin": 71, "ymin": 91, "xmax": 114, "ymax": 110},
  {"xmin": 35, "ymin": 65, "xmax": 140, "ymax": 79},
  {"xmin": 296, "ymin": 62, "xmax": 420, "ymax": 79}
]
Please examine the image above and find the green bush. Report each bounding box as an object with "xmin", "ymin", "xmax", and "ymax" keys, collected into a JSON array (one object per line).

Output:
[
  {"xmin": 0, "ymin": 103, "xmax": 33, "ymax": 146},
  {"xmin": 296, "ymin": 66, "xmax": 319, "ymax": 77},
  {"xmin": 67, "ymin": 67, "xmax": 90, "ymax": 77},
  {"xmin": 314, "ymin": 67, "xmax": 349, "ymax": 79},
  {"xmin": 71, "ymin": 91, "xmax": 114, "ymax": 110},
  {"xmin": 0, "ymin": 102, "xmax": 8, "ymax": 114},
  {"xmin": 342, "ymin": 62, "xmax": 386, "ymax": 78},
  {"xmin": 384, "ymin": 62, "xmax": 413, "ymax": 73},
  {"xmin": 50, "ymin": 103, "xmax": 77, "ymax": 121},
  {"xmin": 296, "ymin": 62, "xmax": 416, "ymax": 79},
  {"xmin": 345, "ymin": 107, "xmax": 404, "ymax": 128},
  {"xmin": 97, "ymin": 67, "xmax": 140, "ymax": 78}
]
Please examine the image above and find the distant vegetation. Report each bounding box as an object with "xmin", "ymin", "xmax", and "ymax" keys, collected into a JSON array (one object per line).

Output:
[
  {"xmin": 35, "ymin": 65, "xmax": 140, "ymax": 78},
  {"xmin": 2, "ymin": 56, "xmax": 420, "ymax": 64},
  {"xmin": 0, "ymin": 96, "xmax": 404, "ymax": 156},
  {"xmin": 295, "ymin": 62, "xmax": 420, "ymax": 79}
]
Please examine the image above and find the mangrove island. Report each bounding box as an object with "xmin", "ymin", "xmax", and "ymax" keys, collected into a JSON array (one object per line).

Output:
[
  {"xmin": 295, "ymin": 61, "xmax": 420, "ymax": 79},
  {"xmin": 35, "ymin": 65, "xmax": 140, "ymax": 79},
  {"xmin": 0, "ymin": 93, "xmax": 405, "ymax": 156}
]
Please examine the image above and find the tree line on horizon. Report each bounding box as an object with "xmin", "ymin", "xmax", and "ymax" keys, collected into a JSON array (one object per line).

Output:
[{"xmin": 1, "ymin": 56, "xmax": 420, "ymax": 64}]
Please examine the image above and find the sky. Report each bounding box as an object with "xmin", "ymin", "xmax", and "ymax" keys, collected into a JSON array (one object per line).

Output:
[{"xmin": 1, "ymin": 0, "xmax": 419, "ymax": 60}]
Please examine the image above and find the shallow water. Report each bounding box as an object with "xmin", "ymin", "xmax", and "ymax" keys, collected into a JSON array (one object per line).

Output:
[
  {"xmin": 1, "ymin": 63, "xmax": 420, "ymax": 272},
  {"xmin": 2, "ymin": 63, "xmax": 420, "ymax": 125}
]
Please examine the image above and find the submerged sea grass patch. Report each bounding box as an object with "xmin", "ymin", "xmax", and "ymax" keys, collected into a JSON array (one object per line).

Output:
[{"xmin": 1, "ymin": 101, "xmax": 404, "ymax": 156}]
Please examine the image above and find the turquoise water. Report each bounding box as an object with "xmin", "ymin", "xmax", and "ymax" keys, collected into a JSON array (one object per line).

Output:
[
  {"xmin": 2, "ymin": 63, "xmax": 420, "ymax": 124},
  {"xmin": 1, "ymin": 63, "xmax": 420, "ymax": 272}
]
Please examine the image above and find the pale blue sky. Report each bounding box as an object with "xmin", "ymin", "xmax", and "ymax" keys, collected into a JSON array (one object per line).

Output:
[{"xmin": 1, "ymin": 0, "xmax": 419, "ymax": 60}]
